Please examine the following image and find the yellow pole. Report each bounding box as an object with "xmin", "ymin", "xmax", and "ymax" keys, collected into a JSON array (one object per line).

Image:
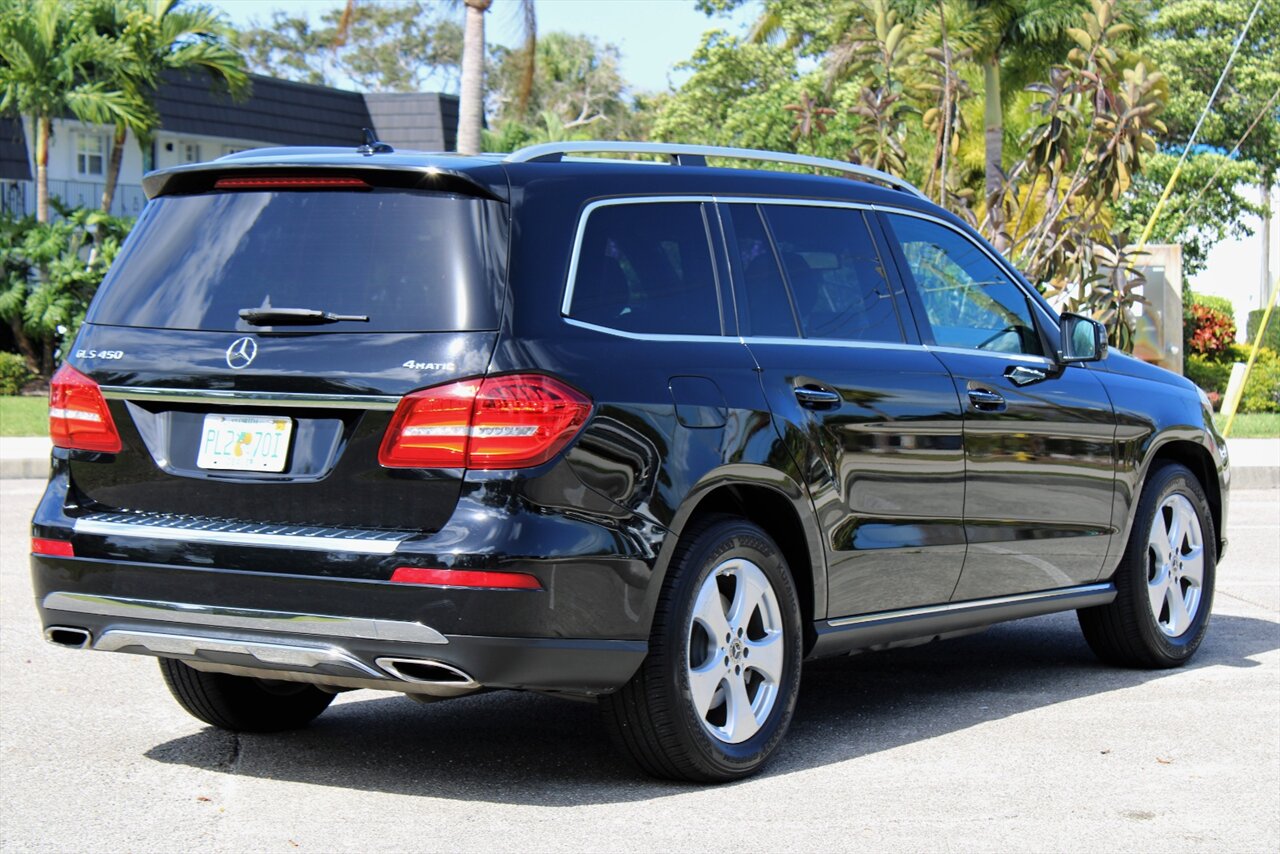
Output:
[
  {"xmin": 1223, "ymin": 275, "xmax": 1279, "ymax": 438},
  {"xmin": 1136, "ymin": 158, "xmax": 1189, "ymax": 252}
]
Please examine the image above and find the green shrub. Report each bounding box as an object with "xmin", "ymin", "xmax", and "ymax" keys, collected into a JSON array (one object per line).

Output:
[
  {"xmin": 1246, "ymin": 307, "xmax": 1280, "ymax": 351},
  {"xmin": 1239, "ymin": 346, "xmax": 1280, "ymax": 414},
  {"xmin": 1187, "ymin": 291, "xmax": 1235, "ymax": 317},
  {"xmin": 1185, "ymin": 353, "xmax": 1232, "ymax": 395},
  {"xmin": 0, "ymin": 351, "xmax": 34, "ymax": 395}
]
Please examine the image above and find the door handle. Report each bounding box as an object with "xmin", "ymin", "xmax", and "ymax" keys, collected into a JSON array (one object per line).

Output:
[
  {"xmin": 794, "ymin": 385, "xmax": 842, "ymax": 409},
  {"xmin": 1005, "ymin": 365, "xmax": 1047, "ymax": 386},
  {"xmin": 967, "ymin": 388, "xmax": 1006, "ymax": 412}
]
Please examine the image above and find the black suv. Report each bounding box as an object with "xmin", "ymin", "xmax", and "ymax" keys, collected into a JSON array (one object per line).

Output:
[{"xmin": 32, "ymin": 141, "xmax": 1229, "ymax": 782}]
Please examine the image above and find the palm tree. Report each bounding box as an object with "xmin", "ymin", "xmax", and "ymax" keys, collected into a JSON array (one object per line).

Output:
[
  {"xmin": 457, "ymin": 0, "xmax": 535, "ymax": 155},
  {"xmin": 88, "ymin": 0, "xmax": 248, "ymax": 214},
  {"xmin": 0, "ymin": 0, "xmax": 145, "ymax": 222}
]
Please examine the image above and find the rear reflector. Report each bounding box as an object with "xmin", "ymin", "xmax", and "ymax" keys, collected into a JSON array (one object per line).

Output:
[
  {"xmin": 390, "ymin": 567, "xmax": 542, "ymax": 590},
  {"xmin": 49, "ymin": 364, "xmax": 122, "ymax": 453},
  {"xmin": 32, "ymin": 538, "xmax": 75, "ymax": 557},
  {"xmin": 213, "ymin": 176, "xmax": 371, "ymax": 190},
  {"xmin": 379, "ymin": 374, "xmax": 591, "ymax": 469}
]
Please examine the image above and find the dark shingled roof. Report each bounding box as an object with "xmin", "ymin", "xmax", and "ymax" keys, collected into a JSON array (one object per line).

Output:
[
  {"xmin": 0, "ymin": 116, "xmax": 31, "ymax": 181},
  {"xmin": 363, "ymin": 93, "xmax": 459, "ymax": 152},
  {"xmin": 153, "ymin": 69, "xmax": 374, "ymax": 148}
]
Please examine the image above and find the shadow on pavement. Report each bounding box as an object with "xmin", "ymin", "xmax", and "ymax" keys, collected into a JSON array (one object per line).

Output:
[{"xmin": 144, "ymin": 611, "xmax": 1279, "ymax": 805}]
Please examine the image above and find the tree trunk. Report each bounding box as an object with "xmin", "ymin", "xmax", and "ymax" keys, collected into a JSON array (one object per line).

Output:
[
  {"xmin": 35, "ymin": 115, "xmax": 51, "ymax": 224},
  {"xmin": 101, "ymin": 123, "xmax": 127, "ymax": 215},
  {"xmin": 457, "ymin": 0, "xmax": 491, "ymax": 155},
  {"xmin": 8, "ymin": 317, "xmax": 40, "ymax": 376},
  {"xmin": 983, "ymin": 57, "xmax": 1003, "ymax": 198}
]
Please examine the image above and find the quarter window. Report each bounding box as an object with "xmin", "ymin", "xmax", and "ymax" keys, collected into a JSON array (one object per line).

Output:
[
  {"xmin": 884, "ymin": 213, "xmax": 1044, "ymax": 356},
  {"xmin": 569, "ymin": 202, "xmax": 722, "ymax": 336},
  {"xmin": 763, "ymin": 205, "xmax": 904, "ymax": 343}
]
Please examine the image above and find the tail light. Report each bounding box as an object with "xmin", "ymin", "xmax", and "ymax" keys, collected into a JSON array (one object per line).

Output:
[
  {"xmin": 49, "ymin": 364, "xmax": 121, "ymax": 453},
  {"xmin": 31, "ymin": 537, "xmax": 75, "ymax": 557},
  {"xmin": 379, "ymin": 374, "xmax": 591, "ymax": 469}
]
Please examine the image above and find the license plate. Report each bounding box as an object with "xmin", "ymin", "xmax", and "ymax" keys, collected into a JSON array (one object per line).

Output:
[{"xmin": 197, "ymin": 414, "xmax": 293, "ymax": 472}]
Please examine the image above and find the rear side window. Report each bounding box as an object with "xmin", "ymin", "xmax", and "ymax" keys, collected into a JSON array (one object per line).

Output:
[
  {"xmin": 762, "ymin": 205, "xmax": 904, "ymax": 343},
  {"xmin": 883, "ymin": 213, "xmax": 1044, "ymax": 356},
  {"xmin": 87, "ymin": 190, "xmax": 504, "ymax": 332},
  {"xmin": 726, "ymin": 205, "xmax": 800, "ymax": 338},
  {"xmin": 568, "ymin": 202, "xmax": 722, "ymax": 336}
]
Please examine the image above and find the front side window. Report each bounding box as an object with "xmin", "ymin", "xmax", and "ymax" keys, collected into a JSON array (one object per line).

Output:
[
  {"xmin": 884, "ymin": 213, "xmax": 1044, "ymax": 356},
  {"xmin": 75, "ymin": 133, "xmax": 106, "ymax": 176},
  {"xmin": 763, "ymin": 205, "xmax": 904, "ymax": 343},
  {"xmin": 568, "ymin": 202, "xmax": 722, "ymax": 336}
]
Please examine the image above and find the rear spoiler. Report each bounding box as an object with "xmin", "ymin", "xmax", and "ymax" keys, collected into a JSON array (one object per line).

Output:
[{"xmin": 142, "ymin": 156, "xmax": 508, "ymax": 202}]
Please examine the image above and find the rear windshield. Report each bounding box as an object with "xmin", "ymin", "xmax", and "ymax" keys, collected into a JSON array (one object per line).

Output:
[{"xmin": 87, "ymin": 189, "xmax": 505, "ymax": 332}]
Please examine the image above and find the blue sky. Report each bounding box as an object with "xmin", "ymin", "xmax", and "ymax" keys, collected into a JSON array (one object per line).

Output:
[{"xmin": 210, "ymin": 0, "xmax": 758, "ymax": 94}]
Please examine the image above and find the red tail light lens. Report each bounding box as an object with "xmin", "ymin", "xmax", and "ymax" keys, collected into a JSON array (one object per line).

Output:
[
  {"xmin": 31, "ymin": 537, "xmax": 75, "ymax": 557},
  {"xmin": 379, "ymin": 374, "xmax": 591, "ymax": 469},
  {"xmin": 49, "ymin": 364, "xmax": 122, "ymax": 453},
  {"xmin": 390, "ymin": 567, "xmax": 541, "ymax": 590}
]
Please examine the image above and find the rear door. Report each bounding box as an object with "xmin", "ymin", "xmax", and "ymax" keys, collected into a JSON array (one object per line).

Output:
[
  {"xmin": 70, "ymin": 177, "xmax": 508, "ymax": 536},
  {"xmin": 723, "ymin": 201, "xmax": 967, "ymax": 618},
  {"xmin": 878, "ymin": 210, "xmax": 1117, "ymax": 599}
]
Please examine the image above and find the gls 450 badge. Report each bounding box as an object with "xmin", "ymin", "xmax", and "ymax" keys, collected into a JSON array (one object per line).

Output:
[{"xmin": 76, "ymin": 349, "xmax": 125, "ymax": 360}]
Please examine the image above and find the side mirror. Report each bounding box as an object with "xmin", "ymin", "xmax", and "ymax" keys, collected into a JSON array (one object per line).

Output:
[{"xmin": 1059, "ymin": 313, "xmax": 1108, "ymax": 363}]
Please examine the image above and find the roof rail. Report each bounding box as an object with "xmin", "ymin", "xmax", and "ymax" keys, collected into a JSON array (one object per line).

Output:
[{"xmin": 505, "ymin": 141, "xmax": 927, "ymax": 199}]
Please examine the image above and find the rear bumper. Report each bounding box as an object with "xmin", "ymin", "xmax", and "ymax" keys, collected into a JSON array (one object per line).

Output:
[{"xmin": 33, "ymin": 555, "xmax": 647, "ymax": 696}]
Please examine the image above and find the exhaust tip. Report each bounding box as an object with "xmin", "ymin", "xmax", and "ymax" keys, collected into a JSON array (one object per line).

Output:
[
  {"xmin": 45, "ymin": 626, "xmax": 92, "ymax": 649},
  {"xmin": 376, "ymin": 657, "xmax": 479, "ymax": 689}
]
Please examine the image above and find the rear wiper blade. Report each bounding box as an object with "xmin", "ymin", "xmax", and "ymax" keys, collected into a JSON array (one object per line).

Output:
[{"xmin": 238, "ymin": 308, "xmax": 370, "ymax": 326}]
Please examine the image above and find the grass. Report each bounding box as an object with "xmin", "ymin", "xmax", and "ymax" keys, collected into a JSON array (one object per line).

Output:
[
  {"xmin": 1216, "ymin": 412, "xmax": 1280, "ymax": 439},
  {"xmin": 0, "ymin": 396, "xmax": 48, "ymax": 437}
]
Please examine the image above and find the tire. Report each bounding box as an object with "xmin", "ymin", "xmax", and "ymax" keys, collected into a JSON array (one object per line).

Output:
[
  {"xmin": 601, "ymin": 515, "xmax": 804, "ymax": 783},
  {"xmin": 1078, "ymin": 462, "xmax": 1216, "ymax": 668},
  {"xmin": 158, "ymin": 658, "xmax": 335, "ymax": 732}
]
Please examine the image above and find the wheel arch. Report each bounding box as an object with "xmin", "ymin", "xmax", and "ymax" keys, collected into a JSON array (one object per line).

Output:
[
  {"xmin": 1131, "ymin": 436, "xmax": 1224, "ymax": 562},
  {"xmin": 646, "ymin": 466, "xmax": 827, "ymax": 655}
]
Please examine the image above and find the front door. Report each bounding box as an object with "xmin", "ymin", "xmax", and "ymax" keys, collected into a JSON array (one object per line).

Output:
[{"xmin": 879, "ymin": 211, "xmax": 1117, "ymax": 599}]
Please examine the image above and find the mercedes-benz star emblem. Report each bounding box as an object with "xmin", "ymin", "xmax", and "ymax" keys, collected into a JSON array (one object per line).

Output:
[{"xmin": 225, "ymin": 336, "xmax": 258, "ymax": 370}]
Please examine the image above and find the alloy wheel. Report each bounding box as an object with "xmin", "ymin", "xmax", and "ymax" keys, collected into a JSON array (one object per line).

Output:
[{"xmin": 1147, "ymin": 493, "xmax": 1205, "ymax": 638}]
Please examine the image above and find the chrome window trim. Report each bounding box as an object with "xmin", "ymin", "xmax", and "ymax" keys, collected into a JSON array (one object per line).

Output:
[
  {"xmin": 741, "ymin": 335, "xmax": 924, "ymax": 354},
  {"xmin": 42, "ymin": 591, "xmax": 448, "ymax": 645},
  {"xmin": 924, "ymin": 345, "xmax": 1054, "ymax": 366},
  {"xmin": 827, "ymin": 583, "xmax": 1115, "ymax": 628},
  {"xmin": 99, "ymin": 386, "xmax": 400, "ymax": 410},
  {"xmin": 73, "ymin": 516, "xmax": 408, "ymax": 555},
  {"xmin": 562, "ymin": 316, "xmax": 743, "ymax": 343}
]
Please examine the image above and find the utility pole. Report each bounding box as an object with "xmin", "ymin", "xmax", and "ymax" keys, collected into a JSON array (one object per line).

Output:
[{"xmin": 1263, "ymin": 178, "xmax": 1274, "ymax": 308}]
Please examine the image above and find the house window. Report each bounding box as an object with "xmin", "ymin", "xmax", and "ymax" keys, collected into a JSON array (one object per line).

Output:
[
  {"xmin": 182, "ymin": 143, "xmax": 202, "ymax": 163},
  {"xmin": 222, "ymin": 146, "xmax": 244, "ymax": 157},
  {"xmin": 75, "ymin": 133, "xmax": 107, "ymax": 177}
]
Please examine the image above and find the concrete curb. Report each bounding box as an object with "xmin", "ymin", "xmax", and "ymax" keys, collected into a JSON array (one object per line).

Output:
[{"xmin": 2, "ymin": 436, "xmax": 1277, "ymax": 487}]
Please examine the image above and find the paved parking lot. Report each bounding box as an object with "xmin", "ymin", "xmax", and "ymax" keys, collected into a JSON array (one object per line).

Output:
[{"xmin": 2, "ymin": 478, "xmax": 1277, "ymax": 852}]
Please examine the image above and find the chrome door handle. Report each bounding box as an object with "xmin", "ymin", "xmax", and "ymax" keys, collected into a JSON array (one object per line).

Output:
[
  {"xmin": 967, "ymin": 388, "xmax": 1006, "ymax": 412},
  {"xmin": 794, "ymin": 386, "xmax": 842, "ymax": 409}
]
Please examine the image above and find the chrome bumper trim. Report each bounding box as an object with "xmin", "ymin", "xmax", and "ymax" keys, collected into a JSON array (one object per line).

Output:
[
  {"xmin": 73, "ymin": 512, "xmax": 408, "ymax": 555},
  {"xmin": 826, "ymin": 582, "xmax": 1116, "ymax": 628},
  {"xmin": 99, "ymin": 385, "xmax": 400, "ymax": 410},
  {"xmin": 93, "ymin": 629, "xmax": 386, "ymax": 678},
  {"xmin": 42, "ymin": 592, "xmax": 448, "ymax": 645}
]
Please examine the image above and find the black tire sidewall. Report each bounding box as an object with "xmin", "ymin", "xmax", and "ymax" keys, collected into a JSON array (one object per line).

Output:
[
  {"xmin": 659, "ymin": 518, "xmax": 803, "ymax": 777},
  {"xmin": 1126, "ymin": 464, "xmax": 1217, "ymax": 662}
]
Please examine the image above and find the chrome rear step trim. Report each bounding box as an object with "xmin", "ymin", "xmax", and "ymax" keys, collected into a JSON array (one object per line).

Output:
[
  {"xmin": 43, "ymin": 592, "xmax": 448, "ymax": 645},
  {"xmin": 93, "ymin": 629, "xmax": 386, "ymax": 677},
  {"xmin": 99, "ymin": 386, "xmax": 400, "ymax": 410},
  {"xmin": 73, "ymin": 511, "xmax": 409, "ymax": 555}
]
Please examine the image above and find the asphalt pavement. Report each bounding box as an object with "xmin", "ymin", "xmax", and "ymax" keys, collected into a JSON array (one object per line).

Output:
[{"xmin": 1, "ymin": 479, "xmax": 1276, "ymax": 852}]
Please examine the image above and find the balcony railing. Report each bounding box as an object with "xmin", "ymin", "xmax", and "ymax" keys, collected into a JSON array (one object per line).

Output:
[{"xmin": 1, "ymin": 178, "xmax": 148, "ymax": 219}]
